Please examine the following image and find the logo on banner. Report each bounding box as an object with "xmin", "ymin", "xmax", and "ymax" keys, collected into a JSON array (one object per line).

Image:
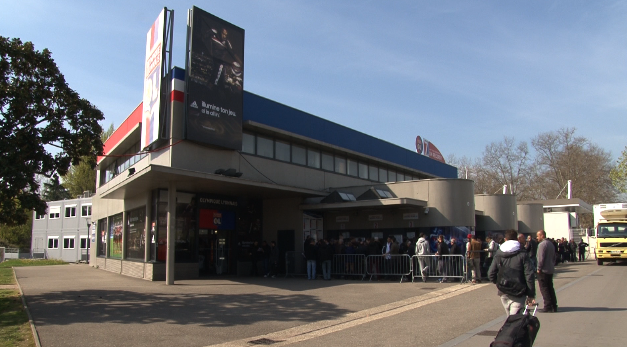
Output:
[{"xmin": 190, "ymin": 101, "xmax": 198, "ymax": 109}]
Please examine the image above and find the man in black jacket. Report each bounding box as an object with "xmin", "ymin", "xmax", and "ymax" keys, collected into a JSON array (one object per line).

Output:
[{"xmin": 488, "ymin": 229, "xmax": 536, "ymax": 316}]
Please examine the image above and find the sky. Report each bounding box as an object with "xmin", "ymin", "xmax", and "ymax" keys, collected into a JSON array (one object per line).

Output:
[{"xmin": 2, "ymin": 0, "xmax": 626, "ymax": 163}]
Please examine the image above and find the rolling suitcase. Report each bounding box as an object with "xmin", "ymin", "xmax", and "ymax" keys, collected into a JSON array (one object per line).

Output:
[{"xmin": 490, "ymin": 305, "xmax": 540, "ymax": 347}]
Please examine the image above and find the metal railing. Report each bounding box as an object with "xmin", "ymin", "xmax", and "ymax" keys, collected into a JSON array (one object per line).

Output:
[
  {"xmin": 365, "ymin": 254, "xmax": 412, "ymax": 283},
  {"xmin": 330, "ymin": 254, "xmax": 367, "ymax": 279},
  {"xmin": 285, "ymin": 251, "xmax": 306, "ymax": 277},
  {"xmin": 412, "ymin": 254, "xmax": 467, "ymax": 283}
]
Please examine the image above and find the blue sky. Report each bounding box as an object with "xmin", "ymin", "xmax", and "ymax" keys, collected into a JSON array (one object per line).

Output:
[{"xmin": 2, "ymin": 1, "xmax": 626, "ymax": 162}]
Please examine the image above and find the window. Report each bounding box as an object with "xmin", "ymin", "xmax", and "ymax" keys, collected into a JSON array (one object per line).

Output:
[
  {"xmin": 321, "ymin": 152, "xmax": 334, "ymax": 171},
  {"xmin": 242, "ymin": 133, "xmax": 255, "ymax": 154},
  {"xmin": 81, "ymin": 204, "xmax": 92, "ymax": 217},
  {"xmin": 65, "ymin": 206, "xmax": 77, "ymax": 218},
  {"xmin": 48, "ymin": 237, "xmax": 59, "ymax": 249},
  {"xmin": 292, "ymin": 145, "xmax": 306, "ymax": 165},
  {"xmin": 397, "ymin": 173, "xmax": 405, "ymax": 181},
  {"xmin": 35, "ymin": 211, "xmax": 46, "ymax": 220},
  {"xmin": 307, "ymin": 149, "xmax": 321, "ymax": 168},
  {"xmin": 49, "ymin": 206, "xmax": 60, "ymax": 219},
  {"xmin": 108, "ymin": 213, "xmax": 124, "ymax": 259},
  {"xmin": 347, "ymin": 159, "xmax": 358, "ymax": 177},
  {"xmin": 63, "ymin": 237, "xmax": 75, "ymax": 249},
  {"xmin": 97, "ymin": 218, "xmax": 107, "ymax": 257},
  {"xmin": 80, "ymin": 237, "xmax": 89, "ymax": 249},
  {"xmin": 358, "ymin": 163, "xmax": 368, "ymax": 179},
  {"xmin": 369, "ymin": 165, "xmax": 379, "ymax": 181},
  {"xmin": 257, "ymin": 136, "xmax": 274, "ymax": 158},
  {"xmin": 335, "ymin": 157, "xmax": 346, "ymax": 174},
  {"xmin": 379, "ymin": 168, "xmax": 388, "ymax": 183},
  {"xmin": 388, "ymin": 171, "xmax": 397, "ymax": 182},
  {"xmin": 275, "ymin": 140, "xmax": 291, "ymax": 162},
  {"xmin": 125, "ymin": 207, "xmax": 146, "ymax": 260}
]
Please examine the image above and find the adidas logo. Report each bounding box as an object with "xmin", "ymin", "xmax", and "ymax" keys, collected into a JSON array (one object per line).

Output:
[{"xmin": 190, "ymin": 101, "xmax": 198, "ymax": 109}]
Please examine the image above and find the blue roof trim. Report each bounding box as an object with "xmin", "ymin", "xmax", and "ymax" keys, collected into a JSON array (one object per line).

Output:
[{"xmin": 243, "ymin": 92, "xmax": 457, "ymax": 178}]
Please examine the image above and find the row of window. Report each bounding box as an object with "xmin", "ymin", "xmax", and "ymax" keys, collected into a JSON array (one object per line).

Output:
[
  {"xmin": 100, "ymin": 141, "xmax": 147, "ymax": 186},
  {"xmin": 48, "ymin": 236, "xmax": 89, "ymax": 249},
  {"xmin": 36, "ymin": 204, "xmax": 92, "ymax": 220},
  {"xmin": 242, "ymin": 132, "xmax": 421, "ymax": 182}
]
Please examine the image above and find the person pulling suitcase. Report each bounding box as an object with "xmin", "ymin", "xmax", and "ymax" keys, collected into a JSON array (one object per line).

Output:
[{"xmin": 491, "ymin": 305, "xmax": 541, "ymax": 347}]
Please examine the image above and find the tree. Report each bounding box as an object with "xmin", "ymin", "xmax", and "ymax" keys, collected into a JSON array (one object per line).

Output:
[
  {"xmin": 62, "ymin": 123, "xmax": 114, "ymax": 197},
  {"xmin": 0, "ymin": 210, "xmax": 32, "ymax": 248},
  {"xmin": 531, "ymin": 128, "xmax": 615, "ymax": 205},
  {"xmin": 0, "ymin": 37, "xmax": 104, "ymax": 225},
  {"xmin": 610, "ymin": 146, "xmax": 627, "ymax": 194},
  {"xmin": 41, "ymin": 175, "xmax": 71, "ymax": 201},
  {"xmin": 475, "ymin": 137, "xmax": 532, "ymax": 199}
]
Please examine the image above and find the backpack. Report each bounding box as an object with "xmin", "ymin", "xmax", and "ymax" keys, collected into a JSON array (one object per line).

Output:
[{"xmin": 495, "ymin": 252, "xmax": 527, "ymax": 297}]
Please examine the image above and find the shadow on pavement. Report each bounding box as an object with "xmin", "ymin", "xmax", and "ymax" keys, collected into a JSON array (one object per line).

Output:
[
  {"xmin": 25, "ymin": 289, "xmax": 351, "ymax": 328},
  {"xmin": 557, "ymin": 306, "xmax": 627, "ymax": 313}
]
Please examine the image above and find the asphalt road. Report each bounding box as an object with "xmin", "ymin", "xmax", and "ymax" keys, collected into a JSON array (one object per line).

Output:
[{"xmin": 14, "ymin": 259, "xmax": 620, "ymax": 347}]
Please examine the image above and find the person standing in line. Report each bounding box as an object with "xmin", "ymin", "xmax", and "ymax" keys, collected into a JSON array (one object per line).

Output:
[
  {"xmin": 304, "ymin": 238, "xmax": 318, "ymax": 280},
  {"xmin": 578, "ymin": 239, "xmax": 589, "ymax": 262},
  {"xmin": 483, "ymin": 236, "xmax": 498, "ymax": 271},
  {"xmin": 383, "ymin": 236, "xmax": 399, "ymax": 280},
  {"xmin": 488, "ymin": 229, "xmax": 536, "ymax": 316},
  {"xmin": 537, "ymin": 230, "xmax": 558, "ymax": 313},
  {"xmin": 415, "ymin": 233, "xmax": 431, "ymax": 282},
  {"xmin": 525, "ymin": 235, "xmax": 538, "ymax": 270},
  {"xmin": 318, "ymin": 239, "xmax": 334, "ymax": 280},
  {"xmin": 268, "ymin": 241, "xmax": 279, "ymax": 278},
  {"xmin": 569, "ymin": 239, "xmax": 577, "ymax": 262},
  {"xmin": 449, "ymin": 237, "xmax": 463, "ymax": 280},
  {"xmin": 467, "ymin": 235, "xmax": 482, "ymax": 284},
  {"xmin": 436, "ymin": 235, "xmax": 450, "ymax": 283}
]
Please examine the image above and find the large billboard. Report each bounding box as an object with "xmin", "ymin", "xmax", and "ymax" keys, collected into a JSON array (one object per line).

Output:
[
  {"xmin": 185, "ymin": 7, "xmax": 244, "ymax": 150},
  {"xmin": 141, "ymin": 9, "xmax": 166, "ymax": 149}
]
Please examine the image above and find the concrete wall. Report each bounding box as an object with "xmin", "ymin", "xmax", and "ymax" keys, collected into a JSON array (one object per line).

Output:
[
  {"xmin": 263, "ymin": 197, "xmax": 305, "ymax": 252},
  {"xmin": 475, "ymin": 194, "xmax": 518, "ymax": 232},
  {"xmin": 517, "ymin": 203, "xmax": 544, "ymax": 235}
]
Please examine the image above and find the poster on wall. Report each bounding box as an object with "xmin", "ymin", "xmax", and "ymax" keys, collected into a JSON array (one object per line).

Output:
[
  {"xmin": 141, "ymin": 9, "xmax": 166, "ymax": 149},
  {"xmin": 108, "ymin": 214, "xmax": 123, "ymax": 259},
  {"xmin": 185, "ymin": 6, "xmax": 244, "ymax": 150}
]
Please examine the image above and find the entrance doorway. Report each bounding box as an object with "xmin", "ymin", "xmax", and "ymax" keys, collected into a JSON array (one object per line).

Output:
[{"xmin": 198, "ymin": 229, "xmax": 231, "ymax": 276}]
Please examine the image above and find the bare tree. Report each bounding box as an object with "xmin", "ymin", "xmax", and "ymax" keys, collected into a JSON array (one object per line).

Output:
[
  {"xmin": 475, "ymin": 137, "xmax": 531, "ymax": 199},
  {"xmin": 531, "ymin": 128, "xmax": 615, "ymax": 204}
]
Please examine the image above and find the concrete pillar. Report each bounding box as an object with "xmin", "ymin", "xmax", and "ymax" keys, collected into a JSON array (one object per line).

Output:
[
  {"xmin": 144, "ymin": 195, "xmax": 151, "ymax": 263},
  {"xmin": 166, "ymin": 182, "xmax": 176, "ymax": 285}
]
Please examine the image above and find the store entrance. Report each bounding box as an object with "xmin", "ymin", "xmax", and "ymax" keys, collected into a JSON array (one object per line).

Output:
[{"xmin": 198, "ymin": 229, "xmax": 231, "ymax": 276}]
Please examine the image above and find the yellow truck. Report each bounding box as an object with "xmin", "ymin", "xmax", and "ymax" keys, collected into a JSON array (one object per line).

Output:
[{"xmin": 594, "ymin": 203, "xmax": 627, "ymax": 265}]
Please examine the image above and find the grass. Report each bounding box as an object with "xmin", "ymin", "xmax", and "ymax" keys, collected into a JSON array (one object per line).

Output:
[{"xmin": 0, "ymin": 259, "xmax": 65, "ymax": 347}]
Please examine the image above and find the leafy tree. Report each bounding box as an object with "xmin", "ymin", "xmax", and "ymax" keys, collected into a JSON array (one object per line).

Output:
[
  {"xmin": 0, "ymin": 36, "xmax": 104, "ymax": 225},
  {"xmin": 610, "ymin": 146, "xmax": 627, "ymax": 194},
  {"xmin": 62, "ymin": 123, "xmax": 114, "ymax": 197},
  {"xmin": 0, "ymin": 210, "xmax": 32, "ymax": 248},
  {"xmin": 41, "ymin": 175, "xmax": 71, "ymax": 201}
]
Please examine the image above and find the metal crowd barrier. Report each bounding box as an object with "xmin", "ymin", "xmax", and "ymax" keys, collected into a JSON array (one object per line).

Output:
[
  {"xmin": 330, "ymin": 254, "xmax": 367, "ymax": 279},
  {"xmin": 365, "ymin": 254, "xmax": 412, "ymax": 283},
  {"xmin": 411, "ymin": 255, "xmax": 468, "ymax": 283}
]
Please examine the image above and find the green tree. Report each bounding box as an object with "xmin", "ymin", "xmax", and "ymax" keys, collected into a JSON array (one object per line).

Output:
[
  {"xmin": 41, "ymin": 175, "xmax": 71, "ymax": 201},
  {"xmin": 610, "ymin": 146, "xmax": 627, "ymax": 194},
  {"xmin": 62, "ymin": 123, "xmax": 114, "ymax": 197},
  {"xmin": 0, "ymin": 37, "xmax": 104, "ymax": 225},
  {"xmin": 0, "ymin": 210, "xmax": 32, "ymax": 248}
]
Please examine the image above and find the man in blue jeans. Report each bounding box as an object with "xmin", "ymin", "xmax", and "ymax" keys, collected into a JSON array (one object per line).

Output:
[{"xmin": 304, "ymin": 238, "xmax": 318, "ymax": 280}]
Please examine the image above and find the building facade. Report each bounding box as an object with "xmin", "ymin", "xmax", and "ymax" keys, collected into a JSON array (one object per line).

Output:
[{"xmin": 31, "ymin": 194, "xmax": 93, "ymax": 262}]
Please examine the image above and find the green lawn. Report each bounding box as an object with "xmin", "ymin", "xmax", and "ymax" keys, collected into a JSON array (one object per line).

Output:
[{"xmin": 0, "ymin": 259, "xmax": 65, "ymax": 347}]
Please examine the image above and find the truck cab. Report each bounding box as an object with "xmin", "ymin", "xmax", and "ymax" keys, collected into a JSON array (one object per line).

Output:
[{"xmin": 595, "ymin": 205, "xmax": 627, "ymax": 265}]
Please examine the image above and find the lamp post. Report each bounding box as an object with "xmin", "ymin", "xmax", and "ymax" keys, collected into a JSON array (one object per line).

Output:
[{"xmin": 85, "ymin": 217, "xmax": 92, "ymax": 263}]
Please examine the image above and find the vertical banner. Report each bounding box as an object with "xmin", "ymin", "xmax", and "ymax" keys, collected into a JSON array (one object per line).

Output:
[
  {"xmin": 186, "ymin": 6, "xmax": 244, "ymax": 150},
  {"xmin": 141, "ymin": 9, "xmax": 166, "ymax": 149}
]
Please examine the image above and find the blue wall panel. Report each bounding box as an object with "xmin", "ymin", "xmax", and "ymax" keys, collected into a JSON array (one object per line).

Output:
[{"xmin": 243, "ymin": 92, "xmax": 457, "ymax": 178}]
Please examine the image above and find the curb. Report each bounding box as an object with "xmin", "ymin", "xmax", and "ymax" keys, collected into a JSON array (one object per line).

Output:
[{"xmin": 13, "ymin": 267, "xmax": 42, "ymax": 347}]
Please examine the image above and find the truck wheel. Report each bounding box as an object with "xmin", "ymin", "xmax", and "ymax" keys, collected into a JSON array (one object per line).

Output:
[{"xmin": 597, "ymin": 259, "xmax": 603, "ymax": 266}]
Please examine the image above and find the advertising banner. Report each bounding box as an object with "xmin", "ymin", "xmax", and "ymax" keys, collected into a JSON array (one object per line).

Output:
[
  {"xmin": 415, "ymin": 135, "xmax": 445, "ymax": 163},
  {"xmin": 141, "ymin": 9, "xmax": 166, "ymax": 149},
  {"xmin": 186, "ymin": 7, "xmax": 245, "ymax": 150}
]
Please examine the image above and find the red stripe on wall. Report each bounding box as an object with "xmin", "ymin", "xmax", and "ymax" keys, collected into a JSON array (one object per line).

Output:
[
  {"xmin": 97, "ymin": 103, "xmax": 143, "ymax": 163},
  {"xmin": 171, "ymin": 90, "xmax": 184, "ymax": 103}
]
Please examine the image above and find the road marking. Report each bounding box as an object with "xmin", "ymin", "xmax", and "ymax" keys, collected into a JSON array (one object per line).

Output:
[{"xmin": 204, "ymin": 283, "xmax": 490, "ymax": 347}]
